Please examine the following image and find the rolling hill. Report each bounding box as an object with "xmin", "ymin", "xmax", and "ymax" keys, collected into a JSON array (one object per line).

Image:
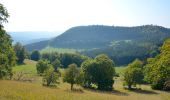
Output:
[
  {"xmin": 25, "ymin": 25, "xmax": 170, "ymax": 65},
  {"xmin": 25, "ymin": 25, "xmax": 170, "ymax": 51}
]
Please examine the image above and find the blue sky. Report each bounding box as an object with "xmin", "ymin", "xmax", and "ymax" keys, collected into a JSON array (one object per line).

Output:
[{"xmin": 1, "ymin": 0, "xmax": 170, "ymax": 32}]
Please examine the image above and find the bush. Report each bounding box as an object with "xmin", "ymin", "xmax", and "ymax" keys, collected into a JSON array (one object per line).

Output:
[
  {"xmin": 36, "ymin": 59, "xmax": 50, "ymax": 75},
  {"xmin": 43, "ymin": 66, "xmax": 60, "ymax": 86}
]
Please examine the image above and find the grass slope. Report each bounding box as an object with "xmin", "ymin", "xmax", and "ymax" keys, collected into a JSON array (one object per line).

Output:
[
  {"xmin": 0, "ymin": 80, "xmax": 169, "ymax": 100},
  {"xmin": 12, "ymin": 59, "xmax": 37, "ymax": 75},
  {"xmin": 0, "ymin": 60, "xmax": 169, "ymax": 100}
]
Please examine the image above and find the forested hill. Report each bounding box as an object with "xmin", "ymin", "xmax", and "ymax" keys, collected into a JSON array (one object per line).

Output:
[{"xmin": 25, "ymin": 25, "xmax": 170, "ymax": 51}]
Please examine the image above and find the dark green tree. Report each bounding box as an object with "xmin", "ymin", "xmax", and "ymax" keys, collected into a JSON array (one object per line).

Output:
[
  {"xmin": 0, "ymin": 3, "xmax": 16, "ymax": 79},
  {"xmin": 123, "ymin": 59, "xmax": 144, "ymax": 89},
  {"xmin": 31, "ymin": 50, "xmax": 40, "ymax": 61},
  {"xmin": 63, "ymin": 63, "xmax": 80, "ymax": 90},
  {"xmin": 81, "ymin": 54, "xmax": 115, "ymax": 90},
  {"xmin": 14, "ymin": 42, "xmax": 26, "ymax": 64}
]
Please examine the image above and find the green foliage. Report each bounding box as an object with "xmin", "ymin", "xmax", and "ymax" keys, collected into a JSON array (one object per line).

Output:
[
  {"xmin": 52, "ymin": 59, "xmax": 61, "ymax": 72},
  {"xmin": 43, "ymin": 66, "xmax": 60, "ymax": 86},
  {"xmin": 63, "ymin": 63, "xmax": 80, "ymax": 90},
  {"xmin": 0, "ymin": 3, "xmax": 9, "ymax": 28},
  {"xmin": 31, "ymin": 50, "xmax": 40, "ymax": 61},
  {"xmin": 41, "ymin": 52, "xmax": 60, "ymax": 63},
  {"xmin": 41, "ymin": 52, "xmax": 88, "ymax": 68},
  {"xmin": 0, "ymin": 3, "xmax": 16, "ymax": 79},
  {"xmin": 36, "ymin": 59, "xmax": 50, "ymax": 75},
  {"xmin": 82, "ymin": 41, "xmax": 160, "ymax": 65},
  {"xmin": 60, "ymin": 53, "xmax": 88, "ymax": 68},
  {"xmin": 14, "ymin": 42, "xmax": 26, "ymax": 64},
  {"xmin": 144, "ymin": 39, "xmax": 170, "ymax": 90},
  {"xmin": 123, "ymin": 59, "xmax": 144, "ymax": 89},
  {"xmin": 81, "ymin": 54, "xmax": 115, "ymax": 90}
]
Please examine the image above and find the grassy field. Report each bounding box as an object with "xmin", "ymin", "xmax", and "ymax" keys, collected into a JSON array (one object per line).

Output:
[
  {"xmin": 115, "ymin": 66, "xmax": 126, "ymax": 75},
  {"xmin": 40, "ymin": 47, "xmax": 78, "ymax": 54},
  {"xmin": 0, "ymin": 60, "xmax": 169, "ymax": 100},
  {"xmin": 12, "ymin": 59, "xmax": 37, "ymax": 75}
]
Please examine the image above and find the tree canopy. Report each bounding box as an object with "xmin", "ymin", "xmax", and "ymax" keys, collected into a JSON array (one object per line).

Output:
[
  {"xmin": 144, "ymin": 38, "xmax": 170, "ymax": 90},
  {"xmin": 123, "ymin": 59, "xmax": 144, "ymax": 89},
  {"xmin": 13, "ymin": 42, "xmax": 26, "ymax": 64},
  {"xmin": 81, "ymin": 54, "xmax": 115, "ymax": 90},
  {"xmin": 0, "ymin": 3, "xmax": 16, "ymax": 79},
  {"xmin": 63, "ymin": 63, "xmax": 80, "ymax": 90},
  {"xmin": 31, "ymin": 50, "xmax": 40, "ymax": 61}
]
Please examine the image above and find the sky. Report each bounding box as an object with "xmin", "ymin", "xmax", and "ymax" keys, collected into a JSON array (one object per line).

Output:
[{"xmin": 1, "ymin": 0, "xmax": 170, "ymax": 32}]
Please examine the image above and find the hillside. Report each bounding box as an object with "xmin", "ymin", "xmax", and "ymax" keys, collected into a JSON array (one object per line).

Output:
[
  {"xmin": 25, "ymin": 25, "xmax": 170, "ymax": 65},
  {"xmin": 25, "ymin": 25, "xmax": 170, "ymax": 51}
]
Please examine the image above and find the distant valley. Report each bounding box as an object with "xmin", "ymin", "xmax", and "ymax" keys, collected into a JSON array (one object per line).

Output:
[{"xmin": 9, "ymin": 31, "xmax": 62, "ymax": 45}]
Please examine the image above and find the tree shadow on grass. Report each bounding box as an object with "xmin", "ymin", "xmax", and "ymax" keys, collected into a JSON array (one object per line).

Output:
[
  {"xmin": 17, "ymin": 63, "xmax": 26, "ymax": 66},
  {"xmin": 64, "ymin": 88, "xmax": 84, "ymax": 93},
  {"xmin": 84, "ymin": 88, "xmax": 129, "ymax": 96},
  {"xmin": 43, "ymin": 84, "xmax": 59, "ymax": 89},
  {"xmin": 128, "ymin": 89, "xmax": 159, "ymax": 95}
]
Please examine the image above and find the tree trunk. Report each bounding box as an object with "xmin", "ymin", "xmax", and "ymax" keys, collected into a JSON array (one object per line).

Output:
[
  {"xmin": 128, "ymin": 84, "xmax": 132, "ymax": 89},
  {"xmin": 71, "ymin": 83, "xmax": 74, "ymax": 90}
]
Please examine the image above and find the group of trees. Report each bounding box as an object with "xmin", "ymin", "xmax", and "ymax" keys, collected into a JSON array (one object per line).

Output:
[
  {"xmin": 82, "ymin": 40, "xmax": 159, "ymax": 65},
  {"xmin": 36, "ymin": 54, "xmax": 116, "ymax": 90},
  {"xmin": 13, "ymin": 44, "xmax": 40, "ymax": 64},
  {"xmin": 36, "ymin": 59, "xmax": 60, "ymax": 86},
  {"xmin": 123, "ymin": 39, "xmax": 170, "ymax": 90},
  {"xmin": 41, "ymin": 52, "xmax": 88, "ymax": 68},
  {"xmin": 144, "ymin": 39, "xmax": 170, "ymax": 90}
]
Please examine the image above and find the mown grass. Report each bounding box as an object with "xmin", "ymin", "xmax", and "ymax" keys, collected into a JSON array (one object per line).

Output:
[{"xmin": 0, "ymin": 60, "xmax": 169, "ymax": 100}]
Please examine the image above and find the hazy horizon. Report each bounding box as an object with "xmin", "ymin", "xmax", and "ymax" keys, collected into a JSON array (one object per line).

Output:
[{"xmin": 1, "ymin": 0, "xmax": 170, "ymax": 32}]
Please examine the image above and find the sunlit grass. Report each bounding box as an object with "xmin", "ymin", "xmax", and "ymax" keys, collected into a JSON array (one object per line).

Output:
[
  {"xmin": 1, "ymin": 60, "xmax": 168, "ymax": 100},
  {"xmin": 12, "ymin": 59, "xmax": 37, "ymax": 75},
  {"xmin": 115, "ymin": 66, "xmax": 126, "ymax": 75},
  {"xmin": 40, "ymin": 47, "xmax": 78, "ymax": 54},
  {"xmin": 0, "ymin": 79, "xmax": 169, "ymax": 100}
]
